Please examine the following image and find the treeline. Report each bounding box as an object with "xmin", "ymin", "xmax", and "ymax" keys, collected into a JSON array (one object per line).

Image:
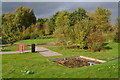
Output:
[{"xmin": 1, "ymin": 6, "xmax": 119, "ymax": 51}]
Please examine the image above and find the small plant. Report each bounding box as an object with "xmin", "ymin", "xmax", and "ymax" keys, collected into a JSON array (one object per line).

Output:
[
  {"xmin": 86, "ymin": 30, "xmax": 105, "ymax": 52},
  {"xmin": 21, "ymin": 67, "xmax": 34, "ymax": 75}
]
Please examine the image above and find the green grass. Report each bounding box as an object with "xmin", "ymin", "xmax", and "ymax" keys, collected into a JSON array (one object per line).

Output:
[
  {"xmin": 15, "ymin": 38, "xmax": 54, "ymax": 45},
  {"xmin": 2, "ymin": 53, "xmax": 119, "ymax": 78},
  {"xmin": 45, "ymin": 42, "xmax": 119, "ymax": 61},
  {"xmin": 1, "ymin": 45, "xmax": 30, "ymax": 52},
  {"xmin": 1, "ymin": 38, "xmax": 54, "ymax": 52},
  {"xmin": 1, "ymin": 39, "xmax": 119, "ymax": 78}
]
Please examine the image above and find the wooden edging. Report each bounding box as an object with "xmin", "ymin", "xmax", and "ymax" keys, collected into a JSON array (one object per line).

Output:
[
  {"xmin": 48, "ymin": 56, "xmax": 107, "ymax": 63},
  {"xmin": 79, "ymin": 56, "xmax": 106, "ymax": 63}
]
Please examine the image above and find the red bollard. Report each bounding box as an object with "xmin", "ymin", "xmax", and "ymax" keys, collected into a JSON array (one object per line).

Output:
[{"xmin": 19, "ymin": 44, "xmax": 24, "ymax": 53}]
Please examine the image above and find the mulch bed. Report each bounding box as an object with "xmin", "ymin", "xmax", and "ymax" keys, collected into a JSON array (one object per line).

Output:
[{"xmin": 53, "ymin": 57, "xmax": 101, "ymax": 68}]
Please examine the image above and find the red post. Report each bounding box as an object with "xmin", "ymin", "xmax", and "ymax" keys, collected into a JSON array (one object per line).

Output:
[{"xmin": 19, "ymin": 44, "xmax": 24, "ymax": 53}]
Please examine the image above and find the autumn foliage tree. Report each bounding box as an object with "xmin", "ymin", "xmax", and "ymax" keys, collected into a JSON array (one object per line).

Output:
[
  {"xmin": 14, "ymin": 6, "xmax": 36, "ymax": 30},
  {"xmin": 90, "ymin": 7, "xmax": 111, "ymax": 32},
  {"xmin": 68, "ymin": 8, "xmax": 88, "ymax": 26},
  {"xmin": 2, "ymin": 6, "xmax": 115, "ymax": 52},
  {"xmin": 54, "ymin": 10, "xmax": 70, "ymax": 45},
  {"xmin": 2, "ymin": 7, "xmax": 36, "ymax": 44},
  {"xmin": 86, "ymin": 30, "xmax": 105, "ymax": 51}
]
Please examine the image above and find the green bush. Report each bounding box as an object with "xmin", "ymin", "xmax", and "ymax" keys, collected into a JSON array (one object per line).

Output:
[
  {"xmin": 54, "ymin": 25, "xmax": 74, "ymax": 48},
  {"xmin": 30, "ymin": 30, "xmax": 44, "ymax": 39},
  {"xmin": 86, "ymin": 30, "xmax": 105, "ymax": 52},
  {"xmin": 114, "ymin": 32, "xmax": 120, "ymax": 43},
  {"xmin": 38, "ymin": 30, "xmax": 44, "ymax": 39},
  {"xmin": 30, "ymin": 32, "xmax": 37, "ymax": 39},
  {"xmin": 21, "ymin": 27, "xmax": 31, "ymax": 40},
  {"xmin": 73, "ymin": 18, "xmax": 94, "ymax": 49},
  {"xmin": 75, "ymin": 31, "xmax": 86, "ymax": 49}
]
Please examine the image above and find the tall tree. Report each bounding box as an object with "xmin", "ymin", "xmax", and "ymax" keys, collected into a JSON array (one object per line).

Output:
[
  {"xmin": 14, "ymin": 6, "xmax": 36, "ymax": 31},
  {"xmin": 37, "ymin": 18, "xmax": 48, "ymax": 26},
  {"xmin": 55, "ymin": 10, "xmax": 69, "ymax": 29},
  {"xmin": 68, "ymin": 8, "xmax": 88, "ymax": 26},
  {"xmin": 2, "ymin": 12, "xmax": 19, "ymax": 44},
  {"xmin": 2, "ymin": 6, "xmax": 36, "ymax": 44},
  {"xmin": 90, "ymin": 7, "xmax": 111, "ymax": 32},
  {"xmin": 54, "ymin": 11, "xmax": 70, "ymax": 45},
  {"xmin": 49, "ymin": 11, "xmax": 60, "ymax": 33}
]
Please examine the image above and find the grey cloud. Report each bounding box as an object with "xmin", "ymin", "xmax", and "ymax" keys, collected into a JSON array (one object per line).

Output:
[{"xmin": 2, "ymin": 2, "xmax": 118, "ymax": 24}]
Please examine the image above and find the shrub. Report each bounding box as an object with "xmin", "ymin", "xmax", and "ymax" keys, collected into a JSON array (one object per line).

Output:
[
  {"xmin": 54, "ymin": 27, "xmax": 66, "ymax": 45},
  {"xmin": 114, "ymin": 32, "xmax": 120, "ymax": 43},
  {"xmin": 38, "ymin": 30, "xmax": 44, "ymax": 39},
  {"xmin": 114, "ymin": 21, "xmax": 120, "ymax": 43},
  {"xmin": 30, "ymin": 32, "xmax": 38, "ymax": 39},
  {"xmin": 73, "ymin": 19, "xmax": 94, "ymax": 49},
  {"xmin": 30, "ymin": 29, "xmax": 44, "ymax": 39},
  {"xmin": 86, "ymin": 30, "xmax": 105, "ymax": 52},
  {"xmin": 54, "ymin": 24, "xmax": 72, "ymax": 46},
  {"xmin": 75, "ymin": 31, "xmax": 86, "ymax": 49},
  {"xmin": 21, "ymin": 27, "xmax": 31, "ymax": 40},
  {"xmin": 44, "ymin": 22, "xmax": 51, "ymax": 35}
]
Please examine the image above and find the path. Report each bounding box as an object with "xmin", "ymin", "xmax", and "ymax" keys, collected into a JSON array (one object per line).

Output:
[
  {"xmin": 0, "ymin": 47, "xmax": 62, "ymax": 57},
  {"xmin": 36, "ymin": 47, "xmax": 62, "ymax": 57},
  {"xmin": 0, "ymin": 50, "xmax": 31, "ymax": 54},
  {"xmin": 1, "ymin": 42, "xmax": 62, "ymax": 57}
]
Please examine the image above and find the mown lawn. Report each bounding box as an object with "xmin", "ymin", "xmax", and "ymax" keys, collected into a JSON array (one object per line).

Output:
[
  {"xmin": 1, "ymin": 45, "xmax": 30, "ymax": 52},
  {"xmin": 2, "ymin": 39, "xmax": 119, "ymax": 78},
  {"xmin": 1, "ymin": 38, "xmax": 54, "ymax": 52},
  {"xmin": 2, "ymin": 53, "xmax": 119, "ymax": 78},
  {"xmin": 46, "ymin": 42, "xmax": 119, "ymax": 61}
]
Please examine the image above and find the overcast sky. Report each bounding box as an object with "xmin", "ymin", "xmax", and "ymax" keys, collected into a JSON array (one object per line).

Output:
[{"xmin": 2, "ymin": 2, "xmax": 118, "ymax": 24}]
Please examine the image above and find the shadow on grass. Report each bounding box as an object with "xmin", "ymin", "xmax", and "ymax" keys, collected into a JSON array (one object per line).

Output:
[
  {"xmin": 19, "ymin": 52, "xmax": 37, "ymax": 54},
  {"xmin": 103, "ymin": 43, "xmax": 110, "ymax": 46},
  {"xmin": 1, "ymin": 49, "xmax": 11, "ymax": 52},
  {"xmin": 103, "ymin": 43, "xmax": 112, "ymax": 50},
  {"xmin": 104, "ymin": 47, "xmax": 112, "ymax": 50}
]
